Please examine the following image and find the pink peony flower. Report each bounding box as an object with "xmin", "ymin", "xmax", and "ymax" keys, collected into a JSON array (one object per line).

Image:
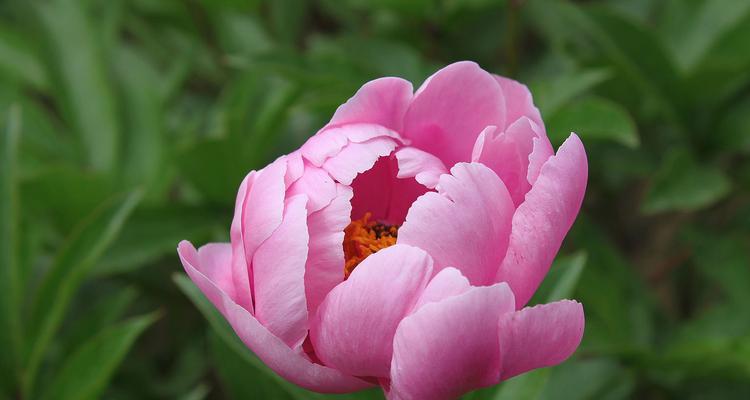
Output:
[{"xmin": 178, "ymin": 61, "xmax": 587, "ymax": 399}]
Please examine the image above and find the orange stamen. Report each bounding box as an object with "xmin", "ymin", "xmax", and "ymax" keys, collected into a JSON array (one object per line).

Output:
[{"xmin": 343, "ymin": 212, "xmax": 399, "ymax": 279}]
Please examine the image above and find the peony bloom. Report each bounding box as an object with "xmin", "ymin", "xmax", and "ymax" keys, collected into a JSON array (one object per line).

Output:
[{"xmin": 178, "ymin": 61, "xmax": 587, "ymax": 399}]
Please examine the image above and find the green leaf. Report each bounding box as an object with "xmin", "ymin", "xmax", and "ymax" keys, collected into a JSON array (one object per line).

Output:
[
  {"xmin": 39, "ymin": 312, "xmax": 159, "ymax": 400},
  {"xmin": 492, "ymin": 369, "xmax": 550, "ymax": 400},
  {"xmin": 528, "ymin": 1, "xmax": 684, "ymax": 125},
  {"xmin": 547, "ymin": 97, "xmax": 639, "ymax": 148},
  {"xmin": 662, "ymin": 0, "xmax": 750, "ymax": 72},
  {"xmin": 0, "ymin": 105, "xmax": 22, "ymax": 389},
  {"xmin": 114, "ymin": 45, "xmax": 164, "ymax": 192},
  {"xmin": 0, "ymin": 26, "xmax": 49, "ymax": 90},
  {"xmin": 36, "ymin": 0, "xmax": 120, "ymax": 171},
  {"xmin": 642, "ymin": 151, "xmax": 731, "ymax": 214},
  {"xmin": 60, "ymin": 287, "xmax": 139, "ymax": 359},
  {"xmin": 96, "ymin": 206, "xmax": 220, "ymax": 276},
  {"xmin": 23, "ymin": 190, "xmax": 143, "ymax": 396},
  {"xmin": 531, "ymin": 69, "xmax": 611, "ymax": 116}
]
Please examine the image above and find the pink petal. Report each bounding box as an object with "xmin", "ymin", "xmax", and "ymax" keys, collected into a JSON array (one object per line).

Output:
[
  {"xmin": 471, "ymin": 118, "xmax": 539, "ymax": 207},
  {"xmin": 398, "ymin": 162, "xmax": 514, "ymax": 285},
  {"xmin": 252, "ymin": 195, "xmax": 310, "ymax": 348},
  {"xmin": 496, "ymin": 134, "xmax": 588, "ymax": 307},
  {"xmin": 304, "ymin": 183, "xmax": 353, "ymax": 316},
  {"xmin": 498, "ymin": 300, "xmax": 585, "ymax": 380},
  {"xmin": 412, "ymin": 267, "xmax": 471, "ymax": 311},
  {"xmin": 403, "ymin": 61, "xmax": 506, "ymax": 167},
  {"xmin": 395, "ymin": 146, "xmax": 448, "ymax": 189},
  {"xmin": 322, "ymin": 136, "xmax": 398, "ymax": 185},
  {"xmin": 328, "ymin": 77, "xmax": 413, "ymax": 132},
  {"xmin": 527, "ymin": 135, "xmax": 554, "ymax": 185},
  {"xmin": 388, "ymin": 283, "xmax": 515, "ymax": 400},
  {"xmin": 230, "ymin": 172, "xmax": 255, "ymax": 312},
  {"xmin": 240, "ymin": 157, "xmax": 287, "ymax": 294},
  {"xmin": 287, "ymin": 163, "xmax": 338, "ymax": 213},
  {"xmin": 311, "ymin": 245, "xmax": 433, "ymax": 378},
  {"xmin": 177, "ymin": 241, "xmax": 371, "ymax": 393},
  {"xmin": 301, "ymin": 123, "xmax": 402, "ymax": 167},
  {"xmin": 350, "ymin": 156, "xmax": 428, "ymax": 225},
  {"xmin": 494, "ymin": 75, "xmax": 544, "ymax": 132}
]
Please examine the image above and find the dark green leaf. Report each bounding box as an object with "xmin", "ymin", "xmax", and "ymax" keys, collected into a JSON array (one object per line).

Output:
[
  {"xmin": 0, "ymin": 26, "xmax": 49, "ymax": 90},
  {"xmin": 36, "ymin": 0, "xmax": 120, "ymax": 171},
  {"xmin": 531, "ymin": 69, "xmax": 611, "ymax": 116},
  {"xmin": 547, "ymin": 97, "xmax": 639, "ymax": 148},
  {"xmin": 642, "ymin": 151, "xmax": 731, "ymax": 214},
  {"xmin": 23, "ymin": 190, "xmax": 142, "ymax": 396},
  {"xmin": 39, "ymin": 312, "xmax": 158, "ymax": 400},
  {"xmin": 0, "ymin": 105, "xmax": 22, "ymax": 390}
]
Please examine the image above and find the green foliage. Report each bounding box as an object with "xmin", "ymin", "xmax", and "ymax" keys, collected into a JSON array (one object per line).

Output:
[{"xmin": 1, "ymin": 0, "xmax": 749, "ymax": 398}]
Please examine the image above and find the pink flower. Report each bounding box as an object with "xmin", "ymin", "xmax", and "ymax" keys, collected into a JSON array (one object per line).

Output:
[{"xmin": 178, "ymin": 61, "xmax": 587, "ymax": 399}]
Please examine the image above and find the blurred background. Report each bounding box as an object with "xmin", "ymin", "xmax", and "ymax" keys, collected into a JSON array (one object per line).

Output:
[{"xmin": 1, "ymin": 0, "xmax": 749, "ymax": 399}]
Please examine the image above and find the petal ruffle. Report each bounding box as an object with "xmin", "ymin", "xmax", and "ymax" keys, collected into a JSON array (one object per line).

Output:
[
  {"xmin": 311, "ymin": 245, "xmax": 433, "ymax": 378},
  {"xmin": 496, "ymin": 134, "xmax": 588, "ymax": 307},
  {"xmin": 403, "ymin": 61, "xmax": 506, "ymax": 167},
  {"xmin": 177, "ymin": 241, "xmax": 371, "ymax": 393},
  {"xmin": 398, "ymin": 162, "xmax": 514, "ymax": 285},
  {"xmin": 395, "ymin": 146, "xmax": 448, "ymax": 189},
  {"xmin": 498, "ymin": 300, "xmax": 584, "ymax": 380},
  {"xmin": 388, "ymin": 283, "xmax": 515, "ymax": 400}
]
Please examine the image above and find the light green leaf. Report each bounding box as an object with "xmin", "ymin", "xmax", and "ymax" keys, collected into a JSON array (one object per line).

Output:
[
  {"xmin": 547, "ymin": 97, "xmax": 639, "ymax": 148},
  {"xmin": 114, "ymin": 45, "xmax": 164, "ymax": 191},
  {"xmin": 528, "ymin": 1, "xmax": 684, "ymax": 126},
  {"xmin": 39, "ymin": 312, "xmax": 159, "ymax": 400},
  {"xmin": 663, "ymin": 0, "xmax": 750, "ymax": 71},
  {"xmin": 0, "ymin": 105, "xmax": 22, "ymax": 390},
  {"xmin": 532, "ymin": 69, "xmax": 611, "ymax": 116},
  {"xmin": 642, "ymin": 151, "xmax": 731, "ymax": 214},
  {"xmin": 493, "ymin": 369, "xmax": 550, "ymax": 400},
  {"xmin": 0, "ymin": 26, "xmax": 49, "ymax": 90},
  {"xmin": 96, "ymin": 206, "xmax": 220, "ymax": 276},
  {"xmin": 23, "ymin": 190, "xmax": 143, "ymax": 396},
  {"xmin": 36, "ymin": 0, "xmax": 120, "ymax": 171}
]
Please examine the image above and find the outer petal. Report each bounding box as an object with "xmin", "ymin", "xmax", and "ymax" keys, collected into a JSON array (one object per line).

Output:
[
  {"xmin": 395, "ymin": 146, "xmax": 448, "ymax": 189},
  {"xmin": 327, "ymin": 77, "xmax": 413, "ymax": 132},
  {"xmin": 388, "ymin": 283, "xmax": 515, "ymax": 400},
  {"xmin": 398, "ymin": 163, "xmax": 514, "ymax": 285},
  {"xmin": 494, "ymin": 75, "xmax": 544, "ymax": 131},
  {"xmin": 230, "ymin": 172, "xmax": 255, "ymax": 312},
  {"xmin": 496, "ymin": 134, "xmax": 588, "ymax": 307},
  {"xmin": 311, "ymin": 245, "xmax": 433, "ymax": 378},
  {"xmin": 304, "ymin": 184, "xmax": 353, "ymax": 316},
  {"xmin": 240, "ymin": 157, "xmax": 288, "ymax": 302},
  {"xmin": 403, "ymin": 61, "xmax": 506, "ymax": 167},
  {"xmin": 252, "ymin": 195, "xmax": 310, "ymax": 348},
  {"xmin": 412, "ymin": 267, "xmax": 471, "ymax": 311},
  {"xmin": 177, "ymin": 241, "xmax": 371, "ymax": 393},
  {"xmin": 498, "ymin": 300, "xmax": 584, "ymax": 380}
]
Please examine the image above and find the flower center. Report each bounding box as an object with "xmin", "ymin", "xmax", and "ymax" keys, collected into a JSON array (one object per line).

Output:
[{"xmin": 343, "ymin": 212, "xmax": 399, "ymax": 279}]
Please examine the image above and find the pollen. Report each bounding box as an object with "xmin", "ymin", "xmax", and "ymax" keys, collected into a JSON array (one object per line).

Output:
[{"xmin": 343, "ymin": 212, "xmax": 399, "ymax": 279}]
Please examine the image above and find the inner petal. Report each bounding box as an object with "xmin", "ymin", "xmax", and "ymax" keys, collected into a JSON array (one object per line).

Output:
[{"xmin": 350, "ymin": 155, "xmax": 427, "ymax": 225}]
